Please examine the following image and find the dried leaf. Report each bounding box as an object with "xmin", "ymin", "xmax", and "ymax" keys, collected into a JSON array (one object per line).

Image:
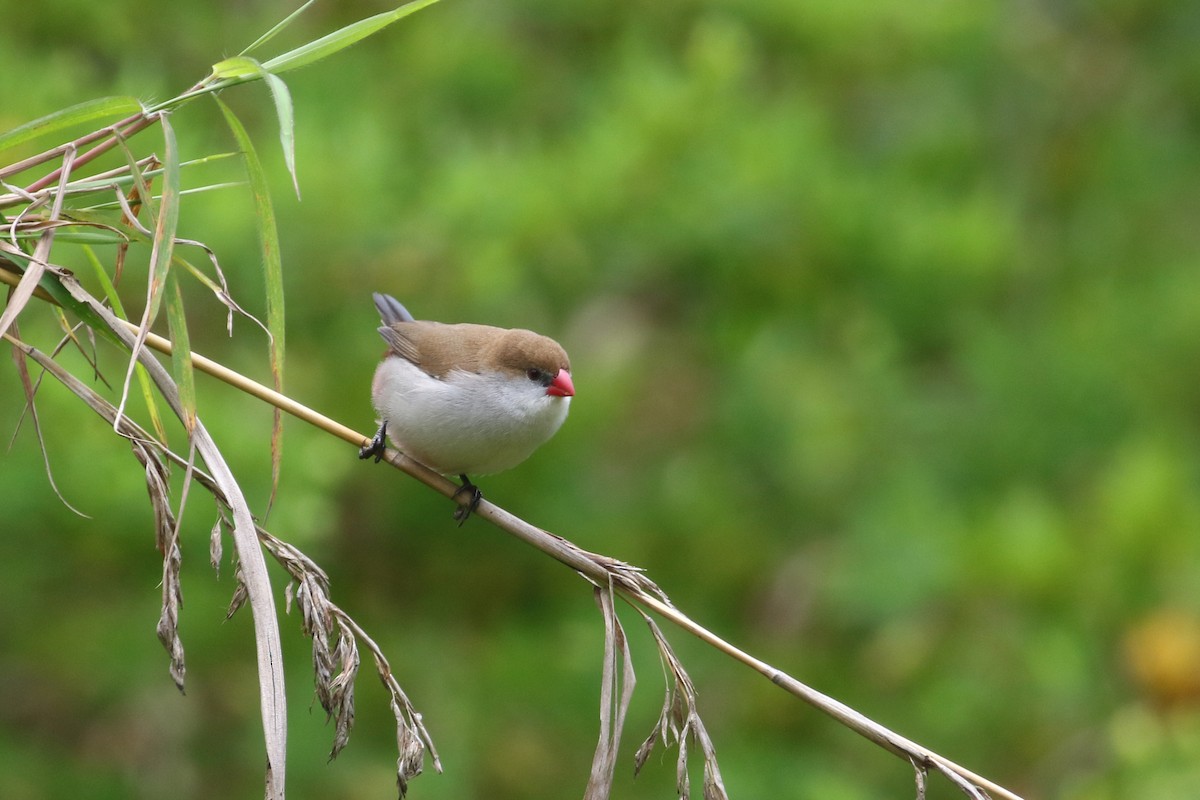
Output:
[
  {"xmin": 583, "ymin": 582, "xmax": 636, "ymax": 800},
  {"xmin": 395, "ymin": 700, "xmax": 425, "ymax": 798},
  {"xmin": 226, "ymin": 567, "xmax": 249, "ymax": 620},
  {"xmin": 635, "ymin": 612, "xmax": 728, "ymax": 800},
  {"xmin": 284, "ymin": 580, "xmax": 295, "ymax": 614},
  {"xmin": 328, "ymin": 628, "xmax": 360, "ymax": 761},
  {"xmin": 210, "ymin": 517, "xmax": 224, "ymax": 574},
  {"xmin": 914, "ymin": 758, "xmax": 929, "ymax": 800},
  {"xmin": 156, "ymin": 552, "xmax": 186, "ymax": 694},
  {"xmin": 122, "ymin": 429, "xmax": 188, "ymax": 695}
]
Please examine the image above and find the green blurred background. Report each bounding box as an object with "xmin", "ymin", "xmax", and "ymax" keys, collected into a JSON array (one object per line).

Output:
[{"xmin": 3, "ymin": 0, "xmax": 1200, "ymax": 798}]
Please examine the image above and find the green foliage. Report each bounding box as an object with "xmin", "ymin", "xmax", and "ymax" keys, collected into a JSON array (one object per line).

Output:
[{"xmin": 3, "ymin": 0, "xmax": 1200, "ymax": 798}]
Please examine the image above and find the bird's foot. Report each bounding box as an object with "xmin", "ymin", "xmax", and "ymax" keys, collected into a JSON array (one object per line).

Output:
[
  {"xmin": 452, "ymin": 474, "xmax": 482, "ymax": 526},
  {"xmin": 358, "ymin": 423, "xmax": 388, "ymax": 462}
]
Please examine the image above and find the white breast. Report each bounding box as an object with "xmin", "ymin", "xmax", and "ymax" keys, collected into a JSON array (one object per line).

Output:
[{"xmin": 371, "ymin": 356, "xmax": 571, "ymax": 476}]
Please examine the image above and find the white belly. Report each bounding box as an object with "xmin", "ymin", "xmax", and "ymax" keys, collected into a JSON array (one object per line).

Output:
[{"xmin": 371, "ymin": 357, "xmax": 570, "ymax": 476}]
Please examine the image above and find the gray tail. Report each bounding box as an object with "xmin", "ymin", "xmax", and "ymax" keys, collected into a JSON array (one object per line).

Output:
[{"xmin": 373, "ymin": 292, "xmax": 415, "ymax": 324}]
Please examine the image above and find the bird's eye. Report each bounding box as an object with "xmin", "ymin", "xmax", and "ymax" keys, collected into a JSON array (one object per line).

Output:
[{"xmin": 526, "ymin": 368, "xmax": 542, "ymax": 382}]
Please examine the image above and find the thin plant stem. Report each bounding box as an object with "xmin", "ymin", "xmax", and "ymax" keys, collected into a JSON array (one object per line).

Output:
[{"xmin": 0, "ymin": 262, "xmax": 1024, "ymax": 800}]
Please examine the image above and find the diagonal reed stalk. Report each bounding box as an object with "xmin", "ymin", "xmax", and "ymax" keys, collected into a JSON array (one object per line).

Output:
[{"xmin": 1, "ymin": 261, "xmax": 1025, "ymax": 800}]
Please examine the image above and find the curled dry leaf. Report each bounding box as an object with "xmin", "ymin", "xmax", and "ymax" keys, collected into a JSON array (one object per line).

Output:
[
  {"xmin": 226, "ymin": 563, "xmax": 249, "ymax": 620},
  {"xmin": 255, "ymin": 524, "xmax": 436, "ymax": 781},
  {"xmin": 296, "ymin": 574, "xmax": 333, "ymax": 705},
  {"xmin": 393, "ymin": 694, "xmax": 428, "ymax": 797},
  {"xmin": 209, "ymin": 519, "xmax": 223, "ymax": 573},
  {"xmin": 634, "ymin": 613, "xmax": 728, "ymax": 800},
  {"xmin": 131, "ymin": 433, "xmax": 187, "ymax": 695},
  {"xmin": 583, "ymin": 581, "xmax": 636, "ymax": 800},
  {"xmin": 156, "ymin": 540, "xmax": 186, "ymax": 695},
  {"xmin": 568, "ymin": 538, "xmax": 728, "ymax": 800},
  {"xmin": 328, "ymin": 628, "xmax": 360, "ymax": 761}
]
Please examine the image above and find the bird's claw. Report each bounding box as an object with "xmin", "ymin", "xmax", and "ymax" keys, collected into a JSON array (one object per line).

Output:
[
  {"xmin": 452, "ymin": 474, "xmax": 482, "ymax": 526},
  {"xmin": 359, "ymin": 423, "xmax": 388, "ymax": 462}
]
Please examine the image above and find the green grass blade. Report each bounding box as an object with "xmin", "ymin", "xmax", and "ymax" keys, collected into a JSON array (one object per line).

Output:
[
  {"xmin": 239, "ymin": 0, "xmax": 318, "ymax": 57},
  {"xmin": 165, "ymin": 270, "xmax": 197, "ymax": 433},
  {"xmin": 164, "ymin": 0, "xmax": 439, "ymax": 114},
  {"xmin": 0, "ymin": 96, "xmax": 143, "ymax": 154},
  {"xmin": 7, "ymin": 225, "xmax": 129, "ymax": 246},
  {"xmin": 216, "ymin": 99, "xmax": 284, "ymax": 378},
  {"xmin": 262, "ymin": 0, "xmax": 442, "ymax": 75},
  {"xmin": 213, "ymin": 58, "xmax": 300, "ymax": 198},
  {"xmin": 144, "ymin": 114, "xmax": 182, "ymax": 325},
  {"xmin": 261, "ymin": 70, "xmax": 299, "ymax": 197},
  {"xmin": 211, "ymin": 56, "xmax": 262, "ymax": 80},
  {"xmin": 216, "ymin": 97, "xmax": 286, "ymax": 507}
]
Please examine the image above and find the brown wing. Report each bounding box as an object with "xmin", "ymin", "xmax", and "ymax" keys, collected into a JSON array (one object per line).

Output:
[
  {"xmin": 377, "ymin": 325, "xmax": 420, "ymax": 364},
  {"xmin": 378, "ymin": 321, "xmax": 516, "ymax": 379}
]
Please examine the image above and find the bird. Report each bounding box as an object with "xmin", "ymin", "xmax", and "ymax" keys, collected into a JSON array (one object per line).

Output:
[{"xmin": 359, "ymin": 293, "xmax": 575, "ymax": 524}]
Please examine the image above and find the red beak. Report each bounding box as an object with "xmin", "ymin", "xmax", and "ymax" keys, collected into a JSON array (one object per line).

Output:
[{"xmin": 547, "ymin": 369, "xmax": 575, "ymax": 397}]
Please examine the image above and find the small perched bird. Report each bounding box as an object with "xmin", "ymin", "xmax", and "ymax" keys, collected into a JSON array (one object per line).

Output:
[{"xmin": 359, "ymin": 293, "xmax": 575, "ymax": 523}]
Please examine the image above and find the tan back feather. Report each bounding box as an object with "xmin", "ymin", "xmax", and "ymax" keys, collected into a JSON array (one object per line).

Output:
[{"xmin": 379, "ymin": 321, "xmax": 570, "ymax": 379}]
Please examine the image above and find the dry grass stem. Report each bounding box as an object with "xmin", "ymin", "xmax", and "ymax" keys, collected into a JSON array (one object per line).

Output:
[
  {"xmin": 3, "ymin": 257, "xmax": 1022, "ymax": 799},
  {"xmin": 5, "ymin": 248, "xmax": 1022, "ymax": 798}
]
